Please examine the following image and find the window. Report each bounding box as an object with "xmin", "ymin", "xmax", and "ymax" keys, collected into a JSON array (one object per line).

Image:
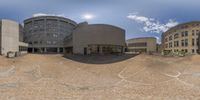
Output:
[
  {"xmin": 28, "ymin": 42, "xmax": 32, "ymax": 45},
  {"xmin": 196, "ymin": 30, "xmax": 199, "ymax": 35},
  {"xmin": 181, "ymin": 32, "xmax": 184, "ymax": 37},
  {"xmin": 185, "ymin": 39, "xmax": 188, "ymax": 47},
  {"xmin": 53, "ymin": 34, "xmax": 58, "ymax": 38},
  {"xmin": 174, "ymin": 41, "xmax": 179, "ymax": 47},
  {"xmin": 185, "ymin": 49, "xmax": 188, "ymax": 53},
  {"xmin": 169, "ymin": 36, "xmax": 173, "ymax": 41},
  {"xmin": 185, "ymin": 31, "xmax": 188, "ymax": 36},
  {"xmin": 165, "ymin": 44, "xmax": 168, "ymax": 48},
  {"xmin": 174, "ymin": 33, "xmax": 179, "ymax": 39},
  {"xmin": 46, "ymin": 41, "xmax": 51, "ymax": 44},
  {"xmin": 192, "ymin": 49, "xmax": 195, "ymax": 53},
  {"xmin": 192, "ymin": 30, "xmax": 195, "ymax": 36},
  {"xmin": 169, "ymin": 42, "xmax": 173, "ymax": 48},
  {"xmin": 19, "ymin": 46, "xmax": 28, "ymax": 52},
  {"xmin": 192, "ymin": 39, "xmax": 195, "ymax": 46},
  {"xmin": 181, "ymin": 40, "xmax": 184, "ymax": 47},
  {"xmin": 197, "ymin": 38, "xmax": 199, "ymax": 46},
  {"xmin": 165, "ymin": 38, "xmax": 168, "ymax": 42},
  {"xmin": 33, "ymin": 41, "xmax": 38, "ymax": 44}
]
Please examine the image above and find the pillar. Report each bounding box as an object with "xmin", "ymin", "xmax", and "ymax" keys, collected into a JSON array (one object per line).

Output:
[
  {"xmin": 32, "ymin": 48, "xmax": 34, "ymax": 53},
  {"xmin": 57, "ymin": 48, "xmax": 60, "ymax": 53},
  {"xmin": 44, "ymin": 48, "xmax": 47, "ymax": 53},
  {"xmin": 63, "ymin": 48, "xmax": 66, "ymax": 53},
  {"xmin": 99, "ymin": 46, "xmax": 103, "ymax": 54}
]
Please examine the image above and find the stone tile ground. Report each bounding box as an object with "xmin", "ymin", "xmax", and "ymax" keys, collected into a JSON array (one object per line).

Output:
[{"xmin": 0, "ymin": 54, "xmax": 200, "ymax": 100}]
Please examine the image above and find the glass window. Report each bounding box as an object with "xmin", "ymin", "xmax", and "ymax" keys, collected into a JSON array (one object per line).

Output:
[
  {"xmin": 185, "ymin": 31, "xmax": 188, "ymax": 36},
  {"xmin": 192, "ymin": 49, "xmax": 195, "ymax": 53},
  {"xmin": 174, "ymin": 33, "xmax": 179, "ymax": 39},
  {"xmin": 169, "ymin": 36, "xmax": 173, "ymax": 41},
  {"xmin": 169, "ymin": 42, "xmax": 173, "ymax": 48},
  {"xmin": 192, "ymin": 39, "xmax": 195, "ymax": 46},
  {"xmin": 182, "ymin": 32, "xmax": 184, "ymax": 37},
  {"xmin": 185, "ymin": 49, "xmax": 188, "ymax": 53},
  {"xmin": 185, "ymin": 39, "xmax": 188, "ymax": 47},
  {"xmin": 174, "ymin": 41, "xmax": 179, "ymax": 47},
  {"xmin": 181, "ymin": 40, "xmax": 184, "ymax": 47},
  {"xmin": 192, "ymin": 30, "xmax": 195, "ymax": 36}
]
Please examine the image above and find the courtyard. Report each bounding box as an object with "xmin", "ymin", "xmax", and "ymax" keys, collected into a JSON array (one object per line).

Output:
[{"xmin": 0, "ymin": 54, "xmax": 200, "ymax": 100}]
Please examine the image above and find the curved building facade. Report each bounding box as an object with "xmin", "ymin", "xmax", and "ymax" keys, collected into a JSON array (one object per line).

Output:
[
  {"xmin": 72, "ymin": 23, "xmax": 125, "ymax": 55},
  {"xmin": 162, "ymin": 21, "xmax": 200, "ymax": 54},
  {"xmin": 126, "ymin": 37, "xmax": 157, "ymax": 53},
  {"xmin": 24, "ymin": 16, "xmax": 77, "ymax": 53}
]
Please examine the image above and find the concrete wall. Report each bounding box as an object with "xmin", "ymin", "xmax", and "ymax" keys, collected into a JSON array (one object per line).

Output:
[
  {"xmin": 73, "ymin": 24, "xmax": 126, "ymax": 54},
  {"xmin": 1, "ymin": 20, "xmax": 19, "ymax": 55},
  {"xmin": 126, "ymin": 37, "xmax": 157, "ymax": 53},
  {"xmin": 0, "ymin": 19, "xmax": 28, "ymax": 56}
]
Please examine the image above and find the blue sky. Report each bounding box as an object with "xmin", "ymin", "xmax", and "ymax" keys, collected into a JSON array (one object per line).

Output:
[{"xmin": 0, "ymin": 0, "xmax": 200, "ymax": 42}]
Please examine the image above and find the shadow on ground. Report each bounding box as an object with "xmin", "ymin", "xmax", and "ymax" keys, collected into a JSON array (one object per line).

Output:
[{"xmin": 63, "ymin": 54, "xmax": 138, "ymax": 64}]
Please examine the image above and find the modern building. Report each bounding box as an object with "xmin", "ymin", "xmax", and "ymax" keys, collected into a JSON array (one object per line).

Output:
[
  {"xmin": 126, "ymin": 37, "xmax": 157, "ymax": 53},
  {"xmin": 0, "ymin": 19, "xmax": 28, "ymax": 56},
  {"xmin": 24, "ymin": 16, "xmax": 77, "ymax": 53},
  {"xmin": 72, "ymin": 22, "xmax": 126, "ymax": 55},
  {"xmin": 162, "ymin": 21, "xmax": 200, "ymax": 54}
]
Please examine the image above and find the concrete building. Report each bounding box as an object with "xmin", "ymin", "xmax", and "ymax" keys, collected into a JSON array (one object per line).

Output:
[
  {"xmin": 0, "ymin": 19, "xmax": 28, "ymax": 56},
  {"xmin": 126, "ymin": 37, "xmax": 157, "ymax": 53},
  {"xmin": 162, "ymin": 21, "xmax": 200, "ymax": 54},
  {"xmin": 72, "ymin": 22, "xmax": 126, "ymax": 55},
  {"xmin": 24, "ymin": 16, "xmax": 77, "ymax": 53}
]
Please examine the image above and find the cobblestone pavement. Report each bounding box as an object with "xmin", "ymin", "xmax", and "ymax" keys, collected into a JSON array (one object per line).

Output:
[{"xmin": 0, "ymin": 54, "xmax": 200, "ymax": 100}]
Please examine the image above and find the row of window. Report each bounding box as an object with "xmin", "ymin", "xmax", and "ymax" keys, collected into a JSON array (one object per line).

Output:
[
  {"xmin": 173, "ymin": 49, "xmax": 198, "ymax": 53},
  {"xmin": 29, "ymin": 40, "xmax": 59, "ymax": 45},
  {"xmin": 25, "ymin": 20, "xmax": 76, "ymax": 28},
  {"xmin": 165, "ymin": 38, "xmax": 199, "ymax": 48},
  {"xmin": 172, "ymin": 23, "xmax": 200, "ymax": 31},
  {"xmin": 127, "ymin": 42, "xmax": 147, "ymax": 47},
  {"xmin": 19, "ymin": 46, "xmax": 28, "ymax": 51},
  {"xmin": 165, "ymin": 30, "xmax": 200, "ymax": 42}
]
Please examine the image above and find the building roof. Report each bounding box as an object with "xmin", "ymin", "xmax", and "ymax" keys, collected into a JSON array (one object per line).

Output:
[
  {"xmin": 163, "ymin": 21, "xmax": 200, "ymax": 36},
  {"xmin": 126, "ymin": 37, "xmax": 156, "ymax": 41}
]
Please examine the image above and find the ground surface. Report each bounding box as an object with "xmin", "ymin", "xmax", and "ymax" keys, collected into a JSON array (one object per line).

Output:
[{"xmin": 0, "ymin": 54, "xmax": 200, "ymax": 100}]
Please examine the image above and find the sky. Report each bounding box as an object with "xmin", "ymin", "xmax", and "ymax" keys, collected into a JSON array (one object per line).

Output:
[{"xmin": 0, "ymin": 0, "xmax": 200, "ymax": 43}]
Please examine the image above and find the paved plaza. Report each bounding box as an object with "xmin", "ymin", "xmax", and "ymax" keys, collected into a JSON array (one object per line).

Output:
[{"xmin": 0, "ymin": 54, "xmax": 200, "ymax": 100}]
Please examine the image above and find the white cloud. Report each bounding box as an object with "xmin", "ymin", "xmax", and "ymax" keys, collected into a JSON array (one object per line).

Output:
[
  {"xmin": 154, "ymin": 36, "xmax": 161, "ymax": 44},
  {"xmin": 127, "ymin": 14, "xmax": 179, "ymax": 33},
  {"xmin": 33, "ymin": 13, "xmax": 65, "ymax": 17}
]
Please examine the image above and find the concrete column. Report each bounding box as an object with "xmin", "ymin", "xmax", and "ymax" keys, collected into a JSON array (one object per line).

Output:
[
  {"xmin": 99, "ymin": 46, "xmax": 103, "ymax": 54},
  {"xmin": 32, "ymin": 48, "xmax": 34, "ymax": 53},
  {"xmin": 63, "ymin": 48, "xmax": 66, "ymax": 53},
  {"xmin": 57, "ymin": 48, "xmax": 60, "ymax": 53},
  {"xmin": 44, "ymin": 48, "xmax": 47, "ymax": 53}
]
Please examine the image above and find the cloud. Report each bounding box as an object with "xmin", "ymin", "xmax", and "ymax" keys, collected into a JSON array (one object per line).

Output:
[
  {"xmin": 33, "ymin": 13, "xmax": 65, "ymax": 17},
  {"xmin": 127, "ymin": 14, "xmax": 179, "ymax": 33},
  {"xmin": 154, "ymin": 36, "xmax": 161, "ymax": 44}
]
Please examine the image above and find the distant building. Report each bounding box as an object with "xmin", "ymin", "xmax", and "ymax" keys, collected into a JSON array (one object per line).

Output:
[
  {"xmin": 162, "ymin": 21, "xmax": 200, "ymax": 54},
  {"xmin": 0, "ymin": 19, "xmax": 28, "ymax": 56},
  {"xmin": 24, "ymin": 16, "xmax": 77, "ymax": 53},
  {"xmin": 22, "ymin": 16, "xmax": 126, "ymax": 55},
  {"xmin": 72, "ymin": 22, "xmax": 126, "ymax": 55},
  {"xmin": 126, "ymin": 37, "xmax": 157, "ymax": 53}
]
